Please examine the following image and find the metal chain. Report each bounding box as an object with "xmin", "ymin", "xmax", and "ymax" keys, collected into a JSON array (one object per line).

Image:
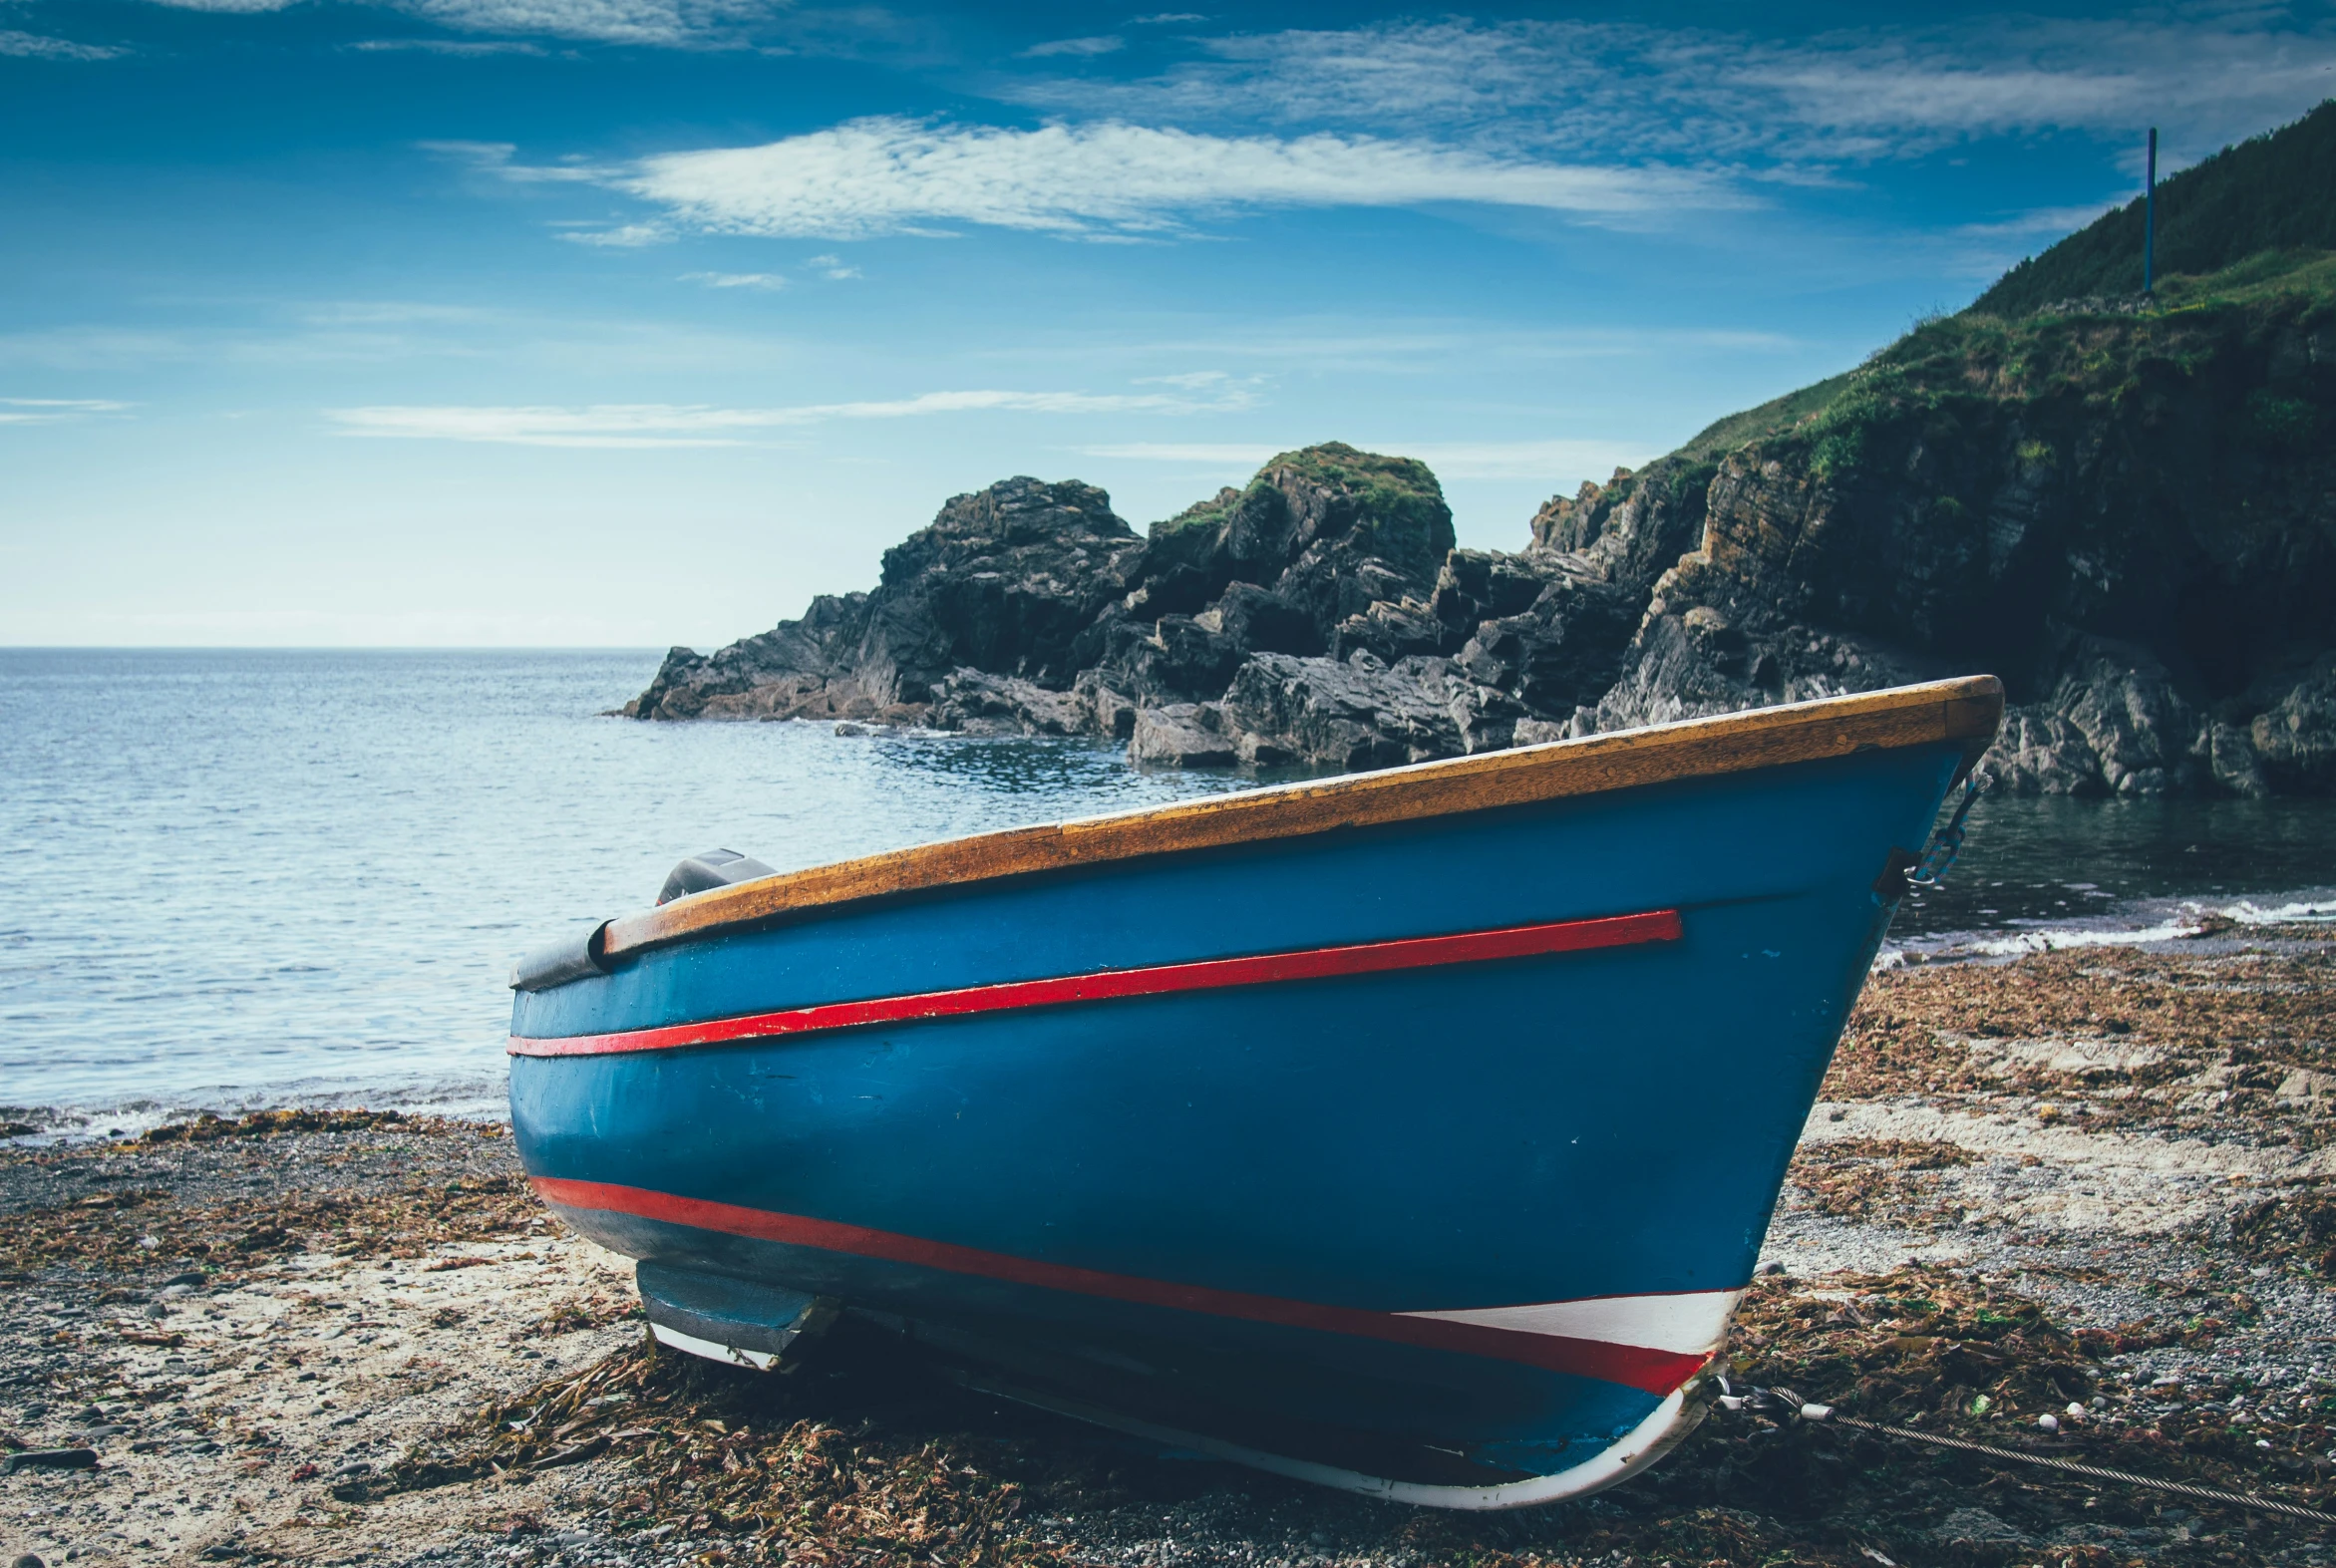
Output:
[
  {"xmin": 1715, "ymin": 1380, "xmax": 2335, "ymax": 1527},
  {"xmin": 1908, "ymin": 770, "xmax": 1989, "ymax": 888}
]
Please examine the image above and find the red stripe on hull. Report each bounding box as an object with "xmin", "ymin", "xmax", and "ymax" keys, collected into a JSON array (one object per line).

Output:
[
  {"xmin": 532, "ymin": 1176, "xmax": 1708, "ymax": 1397},
  {"xmin": 510, "ymin": 909, "xmax": 1681, "ymax": 1058}
]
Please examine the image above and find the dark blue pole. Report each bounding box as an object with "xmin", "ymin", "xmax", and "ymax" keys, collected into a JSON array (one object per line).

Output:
[{"xmin": 2145, "ymin": 127, "xmax": 2157, "ymax": 294}]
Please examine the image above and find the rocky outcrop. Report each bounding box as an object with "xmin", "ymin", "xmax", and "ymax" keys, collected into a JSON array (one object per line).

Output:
[
  {"xmin": 1564, "ymin": 272, "xmax": 2336, "ymax": 795},
  {"xmin": 627, "ymin": 262, "xmax": 2334, "ymax": 793},
  {"xmin": 623, "ymin": 476, "xmax": 1144, "ymax": 723},
  {"xmin": 626, "ymin": 445, "xmax": 1629, "ymax": 772}
]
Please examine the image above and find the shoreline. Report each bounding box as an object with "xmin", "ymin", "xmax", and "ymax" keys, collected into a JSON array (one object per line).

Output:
[{"xmin": 6, "ymin": 928, "xmax": 2335, "ymax": 1566}]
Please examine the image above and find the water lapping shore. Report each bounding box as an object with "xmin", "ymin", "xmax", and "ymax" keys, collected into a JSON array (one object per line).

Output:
[{"xmin": 6, "ymin": 926, "xmax": 2335, "ymax": 1567}]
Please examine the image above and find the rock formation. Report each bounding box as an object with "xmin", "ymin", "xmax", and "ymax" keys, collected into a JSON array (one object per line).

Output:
[
  {"xmin": 625, "ymin": 111, "xmax": 2336, "ymax": 794},
  {"xmin": 625, "ymin": 444, "xmax": 1614, "ymax": 770}
]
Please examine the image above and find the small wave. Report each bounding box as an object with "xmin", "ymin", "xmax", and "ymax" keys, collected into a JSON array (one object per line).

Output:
[{"xmin": 1881, "ymin": 890, "xmax": 2336, "ymax": 966}]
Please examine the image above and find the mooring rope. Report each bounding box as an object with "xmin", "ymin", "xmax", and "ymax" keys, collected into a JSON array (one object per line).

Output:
[{"xmin": 1716, "ymin": 1381, "xmax": 2336, "ymax": 1527}]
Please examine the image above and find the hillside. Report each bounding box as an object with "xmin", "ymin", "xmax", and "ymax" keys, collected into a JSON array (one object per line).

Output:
[{"xmin": 1972, "ymin": 99, "xmax": 2336, "ymax": 316}]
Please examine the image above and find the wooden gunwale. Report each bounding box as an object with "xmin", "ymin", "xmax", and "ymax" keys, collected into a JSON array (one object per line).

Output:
[{"xmin": 600, "ymin": 674, "xmax": 2003, "ymax": 962}]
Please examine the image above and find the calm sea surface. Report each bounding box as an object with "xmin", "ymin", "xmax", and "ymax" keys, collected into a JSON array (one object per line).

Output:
[{"xmin": 5, "ymin": 649, "xmax": 2334, "ymax": 1126}]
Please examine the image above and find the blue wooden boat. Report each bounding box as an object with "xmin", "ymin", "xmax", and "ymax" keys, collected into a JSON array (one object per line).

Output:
[{"xmin": 508, "ymin": 676, "xmax": 2001, "ymax": 1508}]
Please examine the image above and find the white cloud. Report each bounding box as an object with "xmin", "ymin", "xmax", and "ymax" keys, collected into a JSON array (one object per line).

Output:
[
  {"xmin": 350, "ymin": 37, "xmax": 548, "ymax": 53},
  {"xmin": 0, "ymin": 28, "xmax": 128, "ymax": 59},
  {"xmin": 0, "ymin": 398, "xmax": 134, "ymax": 425},
  {"xmin": 1133, "ymin": 370, "xmax": 1231, "ymax": 388},
  {"xmin": 1021, "ymin": 35, "xmax": 1123, "ymax": 59},
  {"xmin": 1128, "ymin": 13, "xmax": 1206, "ymax": 24},
  {"xmin": 806, "ymin": 253, "xmax": 862, "ymax": 279},
  {"xmin": 328, "ymin": 385, "xmax": 1260, "ymax": 447},
  {"xmin": 603, "ymin": 116, "xmax": 1731, "ymax": 240},
  {"xmin": 683, "ymin": 270, "xmax": 787, "ymax": 289},
  {"xmin": 1954, "ymin": 202, "xmax": 2124, "ymax": 241},
  {"xmin": 559, "ymin": 222, "xmax": 670, "ymax": 246},
  {"xmin": 1007, "ymin": 15, "xmax": 2336, "ymax": 166},
  {"xmin": 141, "ymin": 0, "xmax": 795, "ymax": 45}
]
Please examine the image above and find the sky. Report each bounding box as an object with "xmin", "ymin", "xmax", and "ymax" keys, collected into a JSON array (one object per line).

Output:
[{"xmin": 4, "ymin": 2, "xmax": 2333, "ymax": 648}]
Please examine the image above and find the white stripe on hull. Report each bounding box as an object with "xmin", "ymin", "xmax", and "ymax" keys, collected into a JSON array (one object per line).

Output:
[
  {"xmin": 1397, "ymin": 1288, "xmax": 1743, "ymax": 1357},
  {"xmin": 650, "ymin": 1321, "xmax": 779, "ymax": 1370}
]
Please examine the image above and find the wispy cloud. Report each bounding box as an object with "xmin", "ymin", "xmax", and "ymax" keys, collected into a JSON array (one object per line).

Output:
[
  {"xmin": 328, "ymin": 385, "xmax": 1260, "ymax": 447},
  {"xmin": 0, "ymin": 398, "xmax": 135, "ymax": 425},
  {"xmin": 569, "ymin": 116, "xmax": 1733, "ymax": 241},
  {"xmin": 1952, "ymin": 201, "xmax": 2124, "ymax": 241},
  {"xmin": 1128, "ymin": 13, "xmax": 1206, "ymax": 24},
  {"xmin": 142, "ymin": 0, "xmax": 796, "ymax": 46},
  {"xmin": 1021, "ymin": 35, "xmax": 1123, "ymax": 59},
  {"xmin": 682, "ymin": 270, "xmax": 787, "ymax": 289},
  {"xmin": 1006, "ymin": 15, "xmax": 2336, "ymax": 166},
  {"xmin": 349, "ymin": 36, "xmax": 548, "ymax": 53},
  {"xmin": 806, "ymin": 253, "xmax": 861, "ymax": 279},
  {"xmin": 0, "ymin": 28, "xmax": 128, "ymax": 59},
  {"xmin": 558, "ymin": 221, "xmax": 669, "ymax": 246}
]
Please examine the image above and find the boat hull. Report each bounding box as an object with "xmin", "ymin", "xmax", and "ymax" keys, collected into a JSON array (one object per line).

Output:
[{"xmin": 510, "ymin": 732, "xmax": 1976, "ymax": 1505}]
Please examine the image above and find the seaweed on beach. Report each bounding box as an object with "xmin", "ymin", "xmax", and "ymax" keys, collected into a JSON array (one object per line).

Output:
[
  {"xmin": 1789, "ymin": 1137, "xmax": 1976, "ymax": 1228},
  {"xmin": 1, "ymin": 1117, "xmax": 540, "ymax": 1278},
  {"xmin": 140, "ymin": 1108, "xmax": 427, "ymax": 1144},
  {"xmin": 1830, "ymin": 942, "xmax": 2336, "ymax": 1142},
  {"xmin": 360, "ymin": 1327, "xmax": 1082, "ymax": 1566},
  {"xmin": 330, "ymin": 1264, "xmax": 2336, "ymax": 1568}
]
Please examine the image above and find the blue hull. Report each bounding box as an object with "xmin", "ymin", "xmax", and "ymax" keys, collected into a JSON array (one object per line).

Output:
[{"xmin": 509, "ymin": 717, "xmax": 1982, "ymax": 1506}]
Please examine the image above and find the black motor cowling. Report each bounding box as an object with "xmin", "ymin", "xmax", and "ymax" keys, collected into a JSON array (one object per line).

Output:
[{"xmin": 657, "ymin": 848, "xmax": 779, "ymax": 906}]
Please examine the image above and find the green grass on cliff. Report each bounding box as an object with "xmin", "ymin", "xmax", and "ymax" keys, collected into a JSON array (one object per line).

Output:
[
  {"xmin": 1268, "ymin": 443, "xmax": 1456, "ymax": 575},
  {"xmin": 1655, "ymin": 249, "xmax": 2336, "ymax": 485},
  {"xmin": 1971, "ymin": 99, "xmax": 2336, "ymax": 316},
  {"xmin": 1151, "ymin": 442, "xmax": 1457, "ymax": 577}
]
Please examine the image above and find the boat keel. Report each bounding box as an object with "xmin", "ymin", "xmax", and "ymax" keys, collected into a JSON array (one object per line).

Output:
[{"xmin": 637, "ymin": 1260, "xmax": 838, "ymax": 1371}]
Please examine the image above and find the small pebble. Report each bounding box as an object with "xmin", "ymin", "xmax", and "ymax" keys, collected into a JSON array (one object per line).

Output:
[{"xmin": 2037, "ymin": 1413, "xmax": 2061, "ymax": 1432}]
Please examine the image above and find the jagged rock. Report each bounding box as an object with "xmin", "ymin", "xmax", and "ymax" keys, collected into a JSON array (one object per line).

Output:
[
  {"xmin": 1984, "ymin": 708, "xmax": 2106, "ymax": 795},
  {"xmin": 925, "ymin": 671, "xmax": 1090, "ymax": 737},
  {"xmin": 1217, "ymin": 651, "xmax": 1522, "ymax": 771},
  {"xmin": 2252, "ymin": 655, "xmax": 2336, "ymax": 790},
  {"xmin": 1530, "ymin": 461, "xmax": 1711, "ymax": 592},
  {"xmin": 1591, "ymin": 583, "xmax": 1941, "ymax": 735},
  {"xmin": 2209, "ymin": 722, "xmax": 2271, "ymax": 797},
  {"xmin": 1128, "ymin": 703, "xmax": 1238, "ymax": 768},
  {"xmin": 1443, "ymin": 550, "xmax": 1639, "ymax": 718},
  {"xmin": 2044, "ymin": 638, "xmax": 2208, "ymax": 795},
  {"xmin": 624, "ymin": 477, "xmax": 1142, "ymax": 721}
]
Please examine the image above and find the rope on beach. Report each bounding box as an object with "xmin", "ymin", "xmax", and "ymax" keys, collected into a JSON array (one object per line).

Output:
[{"xmin": 1715, "ymin": 1381, "xmax": 2336, "ymax": 1527}]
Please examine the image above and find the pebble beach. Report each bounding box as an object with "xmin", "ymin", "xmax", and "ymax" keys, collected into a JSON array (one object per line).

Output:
[{"xmin": 6, "ymin": 928, "xmax": 2335, "ymax": 1568}]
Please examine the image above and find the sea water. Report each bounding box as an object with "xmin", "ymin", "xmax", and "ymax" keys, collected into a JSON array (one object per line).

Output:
[{"xmin": 4, "ymin": 648, "xmax": 2333, "ymax": 1126}]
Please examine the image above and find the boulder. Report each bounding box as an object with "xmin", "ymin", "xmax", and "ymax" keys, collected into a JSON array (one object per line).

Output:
[
  {"xmin": 1128, "ymin": 703, "xmax": 1239, "ymax": 768},
  {"xmin": 1218, "ymin": 651, "xmax": 1522, "ymax": 771},
  {"xmin": 2251, "ymin": 655, "xmax": 2336, "ymax": 791}
]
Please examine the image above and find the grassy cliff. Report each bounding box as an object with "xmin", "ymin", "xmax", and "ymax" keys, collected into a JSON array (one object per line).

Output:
[{"xmin": 1972, "ymin": 99, "xmax": 2336, "ymax": 315}]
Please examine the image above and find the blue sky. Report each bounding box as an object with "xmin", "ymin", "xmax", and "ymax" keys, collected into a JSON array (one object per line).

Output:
[{"xmin": 4, "ymin": 2, "xmax": 2333, "ymax": 647}]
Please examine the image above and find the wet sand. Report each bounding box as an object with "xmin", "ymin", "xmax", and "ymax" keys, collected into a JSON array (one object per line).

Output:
[{"xmin": 5, "ymin": 929, "xmax": 2334, "ymax": 1567}]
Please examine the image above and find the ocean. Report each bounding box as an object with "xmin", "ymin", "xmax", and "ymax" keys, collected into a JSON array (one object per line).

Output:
[{"xmin": 5, "ymin": 648, "xmax": 2333, "ymax": 1128}]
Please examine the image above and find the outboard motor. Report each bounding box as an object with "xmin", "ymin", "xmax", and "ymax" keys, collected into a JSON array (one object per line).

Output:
[{"xmin": 657, "ymin": 848, "xmax": 779, "ymax": 906}]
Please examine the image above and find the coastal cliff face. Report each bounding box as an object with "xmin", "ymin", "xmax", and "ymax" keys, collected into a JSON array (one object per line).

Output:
[
  {"xmin": 1586, "ymin": 255, "xmax": 2336, "ymax": 795},
  {"xmin": 624, "ymin": 262, "xmax": 2336, "ymax": 792}
]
